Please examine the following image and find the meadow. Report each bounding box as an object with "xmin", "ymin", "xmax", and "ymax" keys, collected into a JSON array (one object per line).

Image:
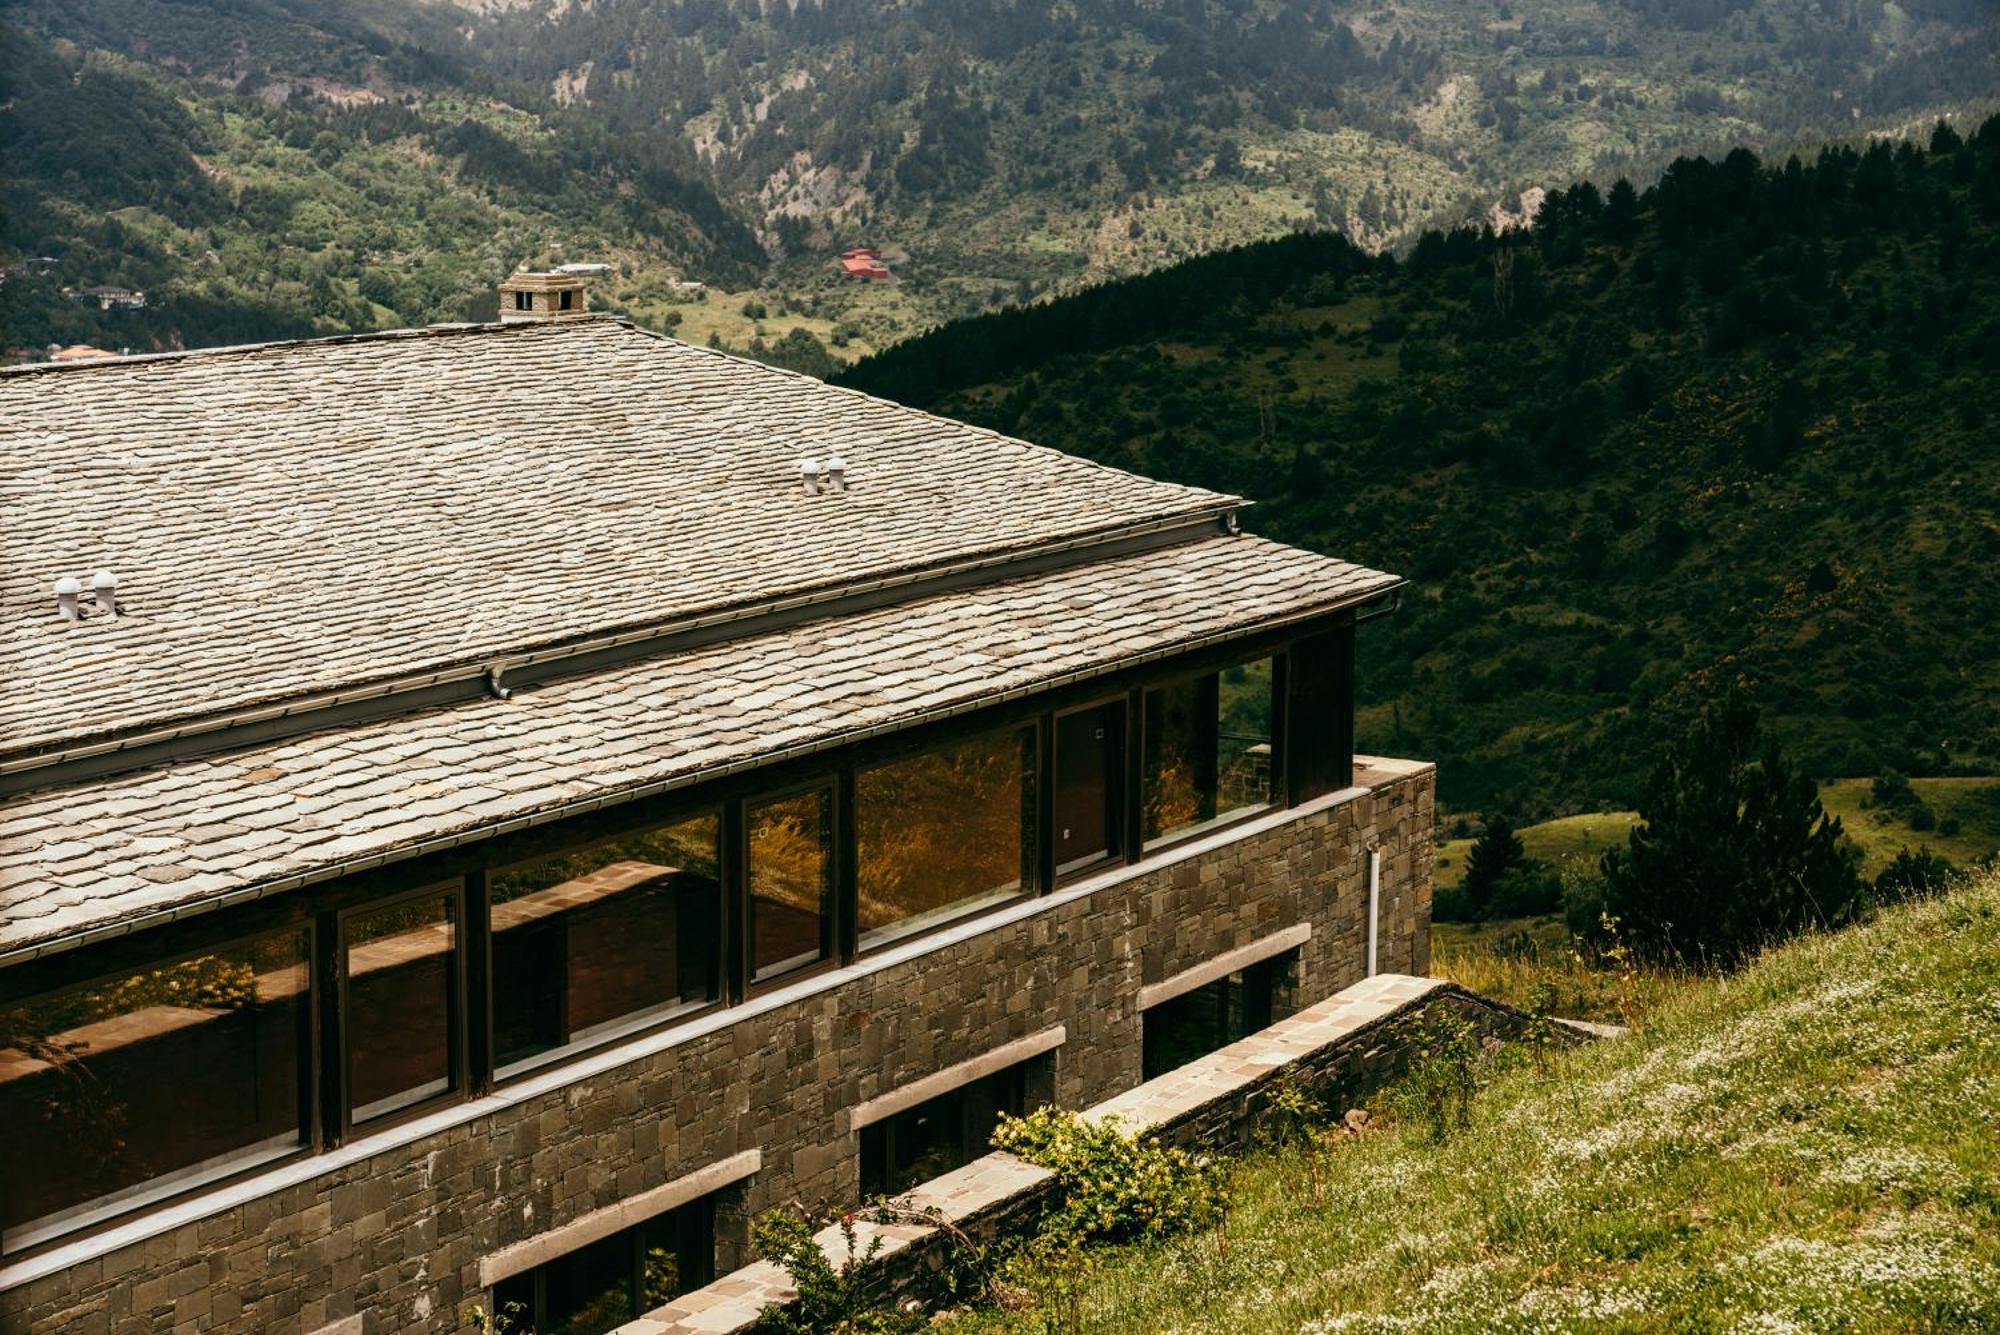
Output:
[{"xmin": 942, "ymin": 871, "xmax": 2000, "ymax": 1332}]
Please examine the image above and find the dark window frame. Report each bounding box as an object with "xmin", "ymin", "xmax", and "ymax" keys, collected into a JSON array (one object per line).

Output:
[
  {"xmin": 1139, "ymin": 951, "xmax": 1293, "ymax": 1082},
  {"xmin": 740, "ymin": 776, "xmax": 842, "ymax": 993},
  {"xmin": 850, "ymin": 721, "xmax": 1039, "ymax": 959},
  {"xmin": 1050, "ymin": 693, "xmax": 1128, "ymax": 883},
  {"xmin": 1136, "ymin": 652, "xmax": 1286, "ymax": 859},
  {"xmin": 331, "ymin": 880, "xmax": 469, "ymax": 1141},
  {"xmin": 481, "ymin": 810, "xmax": 727, "ymax": 1087},
  {"xmin": 490, "ymin": 1193, "xmax": 718, "ymax": 1333},
  {"xmin": 857, "ymin": 1059, "xmax": 1039, "ymax": 1200},
  {"xmin": 0, "ymin": 919, "xmax": 321, "ymax": 1256}
]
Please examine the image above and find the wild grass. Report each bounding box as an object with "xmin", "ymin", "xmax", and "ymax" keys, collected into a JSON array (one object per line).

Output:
[
  {"xmin": 1428, "ymin": 915, "xmax": 1693, "ymax": 1026},
  {"xmin": 940, "ymin": 871, "xmax": 2000, "ymax": 1333}
]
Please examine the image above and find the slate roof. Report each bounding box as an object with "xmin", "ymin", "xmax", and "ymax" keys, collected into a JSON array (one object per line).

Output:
[
  {"xmin": 0, "ymin": 317, "xmax": 1235, "ymax": 758},
  {"xmin": 0, "ymin": 534, "xmax": 1398, "ymax": 957},
  {"xmin": 0, "ymin": 317, "xmax": 1404, "ymax": 959}
]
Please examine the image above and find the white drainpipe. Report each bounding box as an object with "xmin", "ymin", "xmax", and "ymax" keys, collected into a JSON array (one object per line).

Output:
[{"xmin": 1366, "ymin": 848, "xmax": 1381, "ymax": 977}]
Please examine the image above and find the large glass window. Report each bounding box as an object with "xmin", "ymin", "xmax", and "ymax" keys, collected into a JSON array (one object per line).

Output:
[
  {"xmin": 748, "ymin": 787, "xmax": 833, "ymax": 982},
  {"xmin": 855, "ymin": 727, "xmax": 1036, "ymax": 949},
  {"xmin": 859, "ymin": 1061, "xmax": 1038, "ymax": 1199},
  {"xmin": 1140, "ymin": 954, "xmax": 1289, "ymax": 1081},
  {"xmin": 489, "ymin": 813, "xmax": 722, "ymax": 1076},
  {"xmin": 0, "ymin": 930, "xmax": 311, "ymax": 1252},
  {"xmin": 1142, "ymin": 658, "xmax": 1275, "ymax": 846},
  {"xmin": 344, "ymin": 890, "xmax": 459, "ymax": 1126},
  {"xmin": 1053, "ymin": 701, "xmax": 1122, "ymax": 873},
  {"xmin": 491, "ymin": 1196, "xmax": 716, "ymax": 1335}
]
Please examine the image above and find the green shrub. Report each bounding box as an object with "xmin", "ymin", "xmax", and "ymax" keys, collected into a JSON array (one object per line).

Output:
[
  {"xmin": 991, "ymin": 1107, "xmax": 1227, "ymax": 1246},
  {"xmin": 750, "ymin": 1206, "xmax": 922, "ymax": 1335},
  {"xmin": 1395, "ymin": 1003, "xmax": 1483, "ymax": 1143},
  {"xmin": 1874, "ymin": 847, "xmax": 1959, "ymax": 903}
]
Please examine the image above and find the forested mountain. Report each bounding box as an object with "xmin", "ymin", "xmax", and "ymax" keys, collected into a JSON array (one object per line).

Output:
[
  {"xmin": 839, "ymin": 121, "xmax": 2000, "ymax": 817},
  {"xmin": 6, "ymin": 0, "xmax": 1998, "ymax": 353}
]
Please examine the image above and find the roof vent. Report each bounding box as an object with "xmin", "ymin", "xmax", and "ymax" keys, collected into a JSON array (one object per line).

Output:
[
  {"xmin": 92, "ymin": 570, "xmax": 122, "ymax": 618},
  {"xmin": 824, "ymin": 454, "xmax": 848, "ymax": 493},
  {"xmin": 798, "ymin": 457, "xmax": 822, "ymax": 495},
  {"xmin": 54, "ymin": 576, "xmax": 82, "ymax": 621}
]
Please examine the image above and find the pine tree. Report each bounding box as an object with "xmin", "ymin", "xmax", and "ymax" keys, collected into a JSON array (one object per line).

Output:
[
  {"xmin": 1604, "ymin": 178, "xmax": 1640, "ymax": 241},
  {"xmin": 1463, "ymin": 814, "xmax": 1525, "ymax": 920},
  {"xmin": 1600, "ymin": 693, "xmax": 1865, "ymax": 964}
]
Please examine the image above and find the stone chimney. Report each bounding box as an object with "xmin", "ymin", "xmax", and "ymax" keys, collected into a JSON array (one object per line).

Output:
[{"xmin": 498, "ymin": 269, "xmax": 594, "ymax": 323}]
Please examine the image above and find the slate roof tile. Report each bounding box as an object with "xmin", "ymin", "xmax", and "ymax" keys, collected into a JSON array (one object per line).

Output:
[
  {"xmin": 0, "ymin": 535, "xmax": 1395, "ymax": 953},
  {"xmin": 1, "ymin": 317, "xmax": 1236, "ymax": 755}
]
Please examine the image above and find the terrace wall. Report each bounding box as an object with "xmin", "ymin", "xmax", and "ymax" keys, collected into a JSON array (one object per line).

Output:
[{"xmin": 0, "ymin": 760, "xmax": 1432, "ymax": 1335}]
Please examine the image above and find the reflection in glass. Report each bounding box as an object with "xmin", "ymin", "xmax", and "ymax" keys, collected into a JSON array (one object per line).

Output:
[
  {"xmin": 1054, "ymin": 703, "xmax": 1120, "ymax": 871},
  {"xmin": 856, "ymin": 727, "xmax": 1034, "ymax": 949},
  {"xmin": 490, "ymin": 813, "xmax": 721, "ymax": 1074},
  {"xmin": 491, "ymin": 1197, "xmax": 715, "ymax": 1334},
  {"xmin": 345, "ymin": 893, "xmax": 457, "ymax": 1124},
  {"xmin": 0, "ymin": 930, "xmax": 310, "ymax": 1251},
  {"xmin": 1143, "ymin": 658, "xmax": 1274, "ymax": 846},
  {"xmin": 1140, "ymin": 956, "xmax": 1285, "ymax": 1081},
  {"xmin": 749, "ymin": 788, "xmax": 833, "ymax": 981},
  {"xmin": 859, "ymin": 1064, "xmax": 1031, "ymax": 1198}
]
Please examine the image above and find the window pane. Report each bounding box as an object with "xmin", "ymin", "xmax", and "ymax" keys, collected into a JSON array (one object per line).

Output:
[
  {"xmin": 490, "ymin": 814, "xmax": 721, "ymax": 1074},
  {"xmin": 1054, "ymin": 703, "xmax": 1120, "ymax": 871},
  {"xmin": 0, "ymin": 930, "xmax": 309, "ymax": 1250},
  {"xmin": 1217, "ymin": 659, "xmax": 1275, "ymax": 814},
  {"xmin": 346, "ymin": 893, "xmax": 457, "ymax": 1124},
  {"xmin": 749, "ymin": 788, "xmax": 832, "ymax": 981},
  {"xmin": 859, "ymin": 1064, "xmax": 1033, "ymax": 1199},
  {"xmin": 541, "ymin": 1227, "xmax": 637, "ymax": 1334},
  {"xmin": 1143, "ymin": 676, "xmax": 1213, "ymax": 843},
  {"xmin": 856, "ymin": 727, "xmax": 1034, "ymax": 949},
  {"xmin": 1140, "ymin": 956, "xmax": 1288, "ymax": 1081},
  {"xmin": 1143, "ymin": 659, "xmax": 1274, "ymax": 847}
]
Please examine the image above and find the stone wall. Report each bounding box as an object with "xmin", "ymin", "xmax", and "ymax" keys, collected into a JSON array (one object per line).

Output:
[{"xmin": 0, "ymin": 761, "xmax": 1432, "ymax": 1335}]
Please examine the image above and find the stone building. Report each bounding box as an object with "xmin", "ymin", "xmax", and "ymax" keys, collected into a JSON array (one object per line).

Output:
[{"xmin": 0, "ymin": 295, "xmax": 1432, "ymax": 1335}]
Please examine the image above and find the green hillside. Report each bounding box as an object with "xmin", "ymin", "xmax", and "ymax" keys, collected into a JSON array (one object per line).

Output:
[
  {"xmin": 1435, "ymin": 778, "xmax": 2000, "ymax": 888},
  {"xmin": 6, "ymin": 0, "xmax": 1998, "ymax": 353},
  {"xmin": 839, "ymin": 123, "xmax": 2000, "ymax": 816},
  {"xmin": 943, "ymin": 870, "xmax": 2000, "ymax": 1331}
]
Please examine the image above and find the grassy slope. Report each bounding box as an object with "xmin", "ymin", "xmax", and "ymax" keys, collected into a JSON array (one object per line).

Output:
[
  {"xmin": 946, "ymin": 873, "xmax": 2000, "ymax": 1332},
  {"xmin": 1435, "ymin": 779, "xmax": 2000, "ymax": 889}
]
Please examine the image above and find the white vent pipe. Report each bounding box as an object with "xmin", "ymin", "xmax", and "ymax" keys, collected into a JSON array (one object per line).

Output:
[
  {"xmin": 91, "ymin": 570, "xmax": 121, "ymax": 617},
  {"xmin": 1366, "ymin": 847, "xmax": 1381, "ymax": 978},
  {"xmin": 54, "ymin": 576, "xmax": 82, "ymax": 621}
]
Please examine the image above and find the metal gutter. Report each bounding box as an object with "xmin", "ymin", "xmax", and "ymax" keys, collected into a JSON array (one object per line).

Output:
[
  {"xmin": 0, "ymin": 507, "xmax": 1240, "ymax": 797},
  {"xmin": 0, "ymin": 578, "xmax": 1403, "ymax": 968}
]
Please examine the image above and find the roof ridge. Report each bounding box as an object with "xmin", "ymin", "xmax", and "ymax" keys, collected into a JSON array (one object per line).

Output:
[
  {"xmin": 0, "ymin": 313, "xmax": 622, "ymax": 378},
  {"xmin": 616, "ymin": 319, "xmax": 1243, "ymax": 505}
]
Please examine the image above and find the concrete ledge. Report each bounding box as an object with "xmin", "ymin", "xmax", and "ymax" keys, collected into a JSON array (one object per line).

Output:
[
  {"xmin": 1136, "ymin": 922, "xmax": 1312, "ymax": 1012},
  {"xmin": 612, "ymin": 972, "xmax": 1559, "ymax": 1335},
  {"xmin": 846, "ymin": 1026, "xmax": 1066, "ymax": 1133},
  {"xmin": 306, "ymin": 1317, "xmax": 366, "ymax": 1335},
  {"xmin": 480, "ymin": 1149, "xmax": 763, "ymax": 1287}
]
